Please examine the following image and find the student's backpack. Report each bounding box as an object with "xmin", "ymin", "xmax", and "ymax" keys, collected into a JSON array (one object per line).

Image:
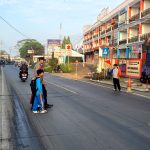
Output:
[{"xmin": 30, "ymin": 77, "xmax": 39, "ymax": 95}]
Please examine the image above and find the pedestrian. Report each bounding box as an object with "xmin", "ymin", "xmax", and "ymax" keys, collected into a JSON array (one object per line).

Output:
[
  {"xmin": 110, "ymin": 64, "xmax": 121, "ymax": 91},
  {"xmin": 32, "ymin": 69, "xmax": 47, "ymax": 113},
  {"xmin": 33, "ymin": 57, "xmax": 53, "ymax": 109}
]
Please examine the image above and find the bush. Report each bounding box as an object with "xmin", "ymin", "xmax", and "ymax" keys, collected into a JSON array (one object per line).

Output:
[
  {"xmin": 31, "ymin": 62, "xmax": 36, "ymax": 69},
  {"xmin": 49, "ymin": 58, "xmax": 58, "ymax": 70},
  {"xmin": 44, "ymin": 66, "xmax": 53, "ymax": 73},
  {"xmin": 60, "ymin": 64, "xmax": 73, "ymax": 73}
]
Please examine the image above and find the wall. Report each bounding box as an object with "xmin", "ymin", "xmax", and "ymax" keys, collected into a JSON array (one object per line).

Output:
[
  {"xmin": 120, "ymin": 32, "xmax": 127, "ymax": 40},
  {"xmin": 131, "ymin": 7, "xmax": 139, "ymax": 16},
  {"xmin": 144, "ymin": 0, "xmax": 150, "ymax": 10},
  {"xmin": 119, "ymin": 13, "xmax": 126, "ymax": 23},
  {"xmin": 142, "ymin": 23, "xmax": 150, "ymax": 34},
  {"xmin": 130, "ymin": 28, "xmax": 138, "ymax": 37}
]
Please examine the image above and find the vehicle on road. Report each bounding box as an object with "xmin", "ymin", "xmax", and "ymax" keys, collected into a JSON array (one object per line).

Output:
[
  {"xmin": 140, "ymin": 75, "xmax": 150, "ymax": 84},
  {"xmin": 20, "ymin": 70, "xmax": 28, "ymax": 82}
]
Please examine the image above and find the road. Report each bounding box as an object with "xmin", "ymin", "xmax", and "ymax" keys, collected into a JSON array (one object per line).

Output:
[{"xmin": 2, "ymin": 65, "xmax": 150, "ymax": 150}]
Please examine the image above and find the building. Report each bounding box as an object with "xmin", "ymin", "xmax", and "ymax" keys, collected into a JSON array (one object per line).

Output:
[{"xmin": 83, "ymin": 0, "xmax": 150, "ymax": 78}]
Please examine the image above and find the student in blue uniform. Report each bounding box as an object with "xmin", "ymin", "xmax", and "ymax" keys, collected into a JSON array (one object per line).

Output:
[{"xmin": 32, "ymin": 69, "xmax": 47, "ymax": 114}]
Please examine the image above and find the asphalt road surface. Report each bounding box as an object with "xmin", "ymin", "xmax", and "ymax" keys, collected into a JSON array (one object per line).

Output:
[{"xmin": 2, "ymin": 65, "xmax": 150, "ymax": 150}]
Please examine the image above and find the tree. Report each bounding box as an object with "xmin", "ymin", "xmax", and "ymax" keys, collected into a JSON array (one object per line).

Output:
[
  {"xmin": 19, "ymin": 39, "xmax": 44, "ymax": 59},
  {"xmin": 61, "ymin": 36, "xmax": 67, "ymax": 49},
  {"xmin": 61, "ymin": 36, "xmax": 73, "ymax": 49}
]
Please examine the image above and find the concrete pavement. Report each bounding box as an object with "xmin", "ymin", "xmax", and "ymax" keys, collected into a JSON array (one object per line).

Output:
[
  {"xmin": 0, "ymin": 66, "xmax": 44, "ymax": 150},
  {"xmin": 2, "ymin": 65, "xmax": 150, "ymax": 150}
]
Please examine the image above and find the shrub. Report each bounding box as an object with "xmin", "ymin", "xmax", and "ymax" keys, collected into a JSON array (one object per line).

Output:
[
  {"xmin": 49, "ymin": 58, "xmax": 58, "ymax": 70},
  {"xmin": 44, "ymin": 66, "xmax": 53, "ymax": 73},
  {"xmin": 60, "ymin": 64, "xmax": 73, "ymax": 73},
  {"xmin": 31, "ymin": 62, "xmax": 36, "ymax": 69}
]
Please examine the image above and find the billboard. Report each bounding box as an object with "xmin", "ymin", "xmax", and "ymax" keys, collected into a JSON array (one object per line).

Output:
[
  {"xmin": 126, "ymin": 59, "xmax": 142, "ymax": 78},
  {"xmin": 47, "ymin": 39, "xmax": 61, "ymax": 54},
  {"xmin": 47, "ymin": 39, "xmax": 61, "ymax": 46}
]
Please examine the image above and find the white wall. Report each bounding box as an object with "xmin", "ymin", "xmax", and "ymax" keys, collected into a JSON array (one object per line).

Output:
[
  {"xmin": 130, "ymin": 28, "xmax": 138, "ymax": 37},
  {"xmin": 144, "ymin": 0, "xmax": 150, "ymax": 10},
  {"xmin": 142, "ymin": 23, "xmax": 150, "ymax": 34},
  {"xmin": 120, "ymin": 32, "xmax": 127, "ymax": 40},
  {"xmin": 131, "ymin": 8, "xmax": 139, "ymax": 16},
  {"xmin": 119, "ymin": 13, "xmax": 126, "ymax": 23}
]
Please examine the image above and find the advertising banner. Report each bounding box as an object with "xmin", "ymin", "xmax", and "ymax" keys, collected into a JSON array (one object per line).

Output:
[
  {"xmin": 132, "ymin": 44, "xmax": 142, "ymax": 53},
  {"xmin": 47, "ymin": 39, "xmax": 61, "ymax": 46},
  {"xmin": 126, "ymin": 59, "xmax": 142, "ymax": 78}
]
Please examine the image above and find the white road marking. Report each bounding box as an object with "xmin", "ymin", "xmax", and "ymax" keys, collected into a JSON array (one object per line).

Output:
[
  {"xmin": 131, "ymin": 93, "xmax": 150, "ymax": 99},
  {"xmin": 80, "ymin": 80, "xmax": 150, "ymax": 99},
  {"xmin": 80, "ymin": 80, "xmax": 113, "ymax": 89},
  {"xmin": 45, "ymin": 80, "xmax": 78, "ymax": 94}
]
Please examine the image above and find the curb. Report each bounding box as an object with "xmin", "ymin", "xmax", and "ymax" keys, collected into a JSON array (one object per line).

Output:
[{"xmin": 90, "ymin": 79, "xmax": 149, "ymax": 92}]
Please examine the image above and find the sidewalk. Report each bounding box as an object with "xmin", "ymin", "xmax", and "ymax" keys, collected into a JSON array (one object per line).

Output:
[
  {"xmin": 50, "ymin": 73, "xmax": 150, "ymax": 92},
  {"xmin": 90, "ymin": 78, "xmax": 150, "ymax": 92}
]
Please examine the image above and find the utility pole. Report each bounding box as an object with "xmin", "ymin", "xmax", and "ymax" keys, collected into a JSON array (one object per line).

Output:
[{"xmin": 0, "ymin": 40, "xmax": 3, "ymax": 60}]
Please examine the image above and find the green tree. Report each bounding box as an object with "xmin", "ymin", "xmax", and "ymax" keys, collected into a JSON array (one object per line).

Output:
[
  {"xmin": 61, "ymin": 36, "xmax": 67, "ymax": 49},
  {"xmin": 19, "ymin": 39, "xmax": 44, "ymax": 59},
  {"xmin": 61, "ymin": 36, "xmax": 73, "ymax": 49}
]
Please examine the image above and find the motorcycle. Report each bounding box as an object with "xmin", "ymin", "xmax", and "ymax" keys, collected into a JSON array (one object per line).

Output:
[
  {"xmin": 140, "ymin": 75, "xmax": 150, "ymax": 84},
  {"xmin": 20, "ymin": 70, "xmax": 28, "ymax": 82}
]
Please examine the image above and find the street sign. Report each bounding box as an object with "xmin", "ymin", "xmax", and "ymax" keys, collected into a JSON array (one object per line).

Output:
[
  {"xmin": 102, "ymin": 48, "xmax": 109, "ymax": 56},
  {"xmin": 66, "ymin": 44, "xmax": 72, "ymax": 50},
  {"xmin": 27, "ymin": 50, "xmax": 34, "ymax": 54}
]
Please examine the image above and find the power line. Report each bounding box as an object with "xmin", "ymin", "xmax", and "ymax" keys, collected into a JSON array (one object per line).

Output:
[{"xmin": 0, "ymin": 15, "xmax": 29, "ymax": 39}]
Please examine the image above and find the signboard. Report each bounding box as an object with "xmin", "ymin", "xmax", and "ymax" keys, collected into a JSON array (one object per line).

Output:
[
  {"xmin": 47, "ymin": 39, "xmax": 61, "ymax": 54},
  {"xmin": 27, "ymin": 50, "xmax": 34, "ymax": 54},
  {"xmin": 126, "ymin": 59, "xmax": 142, "ymax": 78},
  {"xmin": 66, "ymin": 44, "xmax": 72, "ymax": 50},
  {"xmin": 47, "ymin": 39, "xmax": 61, "ymax": 46},
  {"xmin": 132, "ymin": 44, "xmax": 142, "ymax": 53},
  {"xmin": 102, "ymin": 48, "xmax": 109, "ymax": 56}
]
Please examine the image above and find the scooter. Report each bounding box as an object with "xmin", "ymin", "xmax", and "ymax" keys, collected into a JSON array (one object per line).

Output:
[
  {"xmin": 20, "ymin": 70, "xmax": 28, "ymax": 82},
  {"xmin": 140, "ymin": 75, "xmax": 150, "ymax": 84}
]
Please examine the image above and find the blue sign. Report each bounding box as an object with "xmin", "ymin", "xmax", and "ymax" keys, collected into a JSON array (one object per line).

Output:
[{"xmin": 102, "ymin": 48, "xmax": 109, "ymax": 56}]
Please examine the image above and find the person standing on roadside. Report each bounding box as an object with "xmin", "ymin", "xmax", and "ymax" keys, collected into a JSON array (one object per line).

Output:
[
  {"xmin": 110, "ymin": 64, "xmax": 121, "ymax": 91},
  {"xmin": 33, "ymin": 57, "xmax": 53, "ymax": 109},
  {"xmin": 32, "ymin": 69, "xmax": 47, "ymax": 113}
]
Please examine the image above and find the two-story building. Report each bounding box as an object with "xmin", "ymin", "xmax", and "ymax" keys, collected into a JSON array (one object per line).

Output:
[{"xmin": 83, "ymin": 0, "xmax": 150, "ymax": 77}]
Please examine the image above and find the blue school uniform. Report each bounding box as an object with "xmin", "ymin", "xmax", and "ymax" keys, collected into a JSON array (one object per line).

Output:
[{"xmin": 32, "ymin": 78, "xmax": 45, "ymax": 111}]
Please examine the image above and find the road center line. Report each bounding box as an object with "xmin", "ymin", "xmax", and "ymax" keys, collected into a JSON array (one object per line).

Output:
[{"xmin": 45, "ymin": 80, "xmax": 78, "ymax": 94}]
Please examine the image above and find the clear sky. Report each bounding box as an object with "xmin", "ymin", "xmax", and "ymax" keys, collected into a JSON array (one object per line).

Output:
[{"xmin": 0, "ymin": 0, "xmax": 124, "ymax": 55}]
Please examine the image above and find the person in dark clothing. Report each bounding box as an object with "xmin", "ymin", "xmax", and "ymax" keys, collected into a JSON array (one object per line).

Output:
[
  {"xmin": 19, "ymin": 62, "xmax": 28, "ymax": 78},
  {"xmin": 33, "ymin": 57, "xmax": 53, "ymax": 109}
]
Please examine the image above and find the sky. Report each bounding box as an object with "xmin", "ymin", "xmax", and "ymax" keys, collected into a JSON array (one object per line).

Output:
[{"xmin": 0, "ymin": 0, "xmax": 124, "ymax": 55}]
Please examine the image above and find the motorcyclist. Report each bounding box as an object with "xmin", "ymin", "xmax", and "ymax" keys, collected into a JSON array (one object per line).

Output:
[{"xmin": 19, "ymin": 62, "xmax": 28, "ymax": 78}]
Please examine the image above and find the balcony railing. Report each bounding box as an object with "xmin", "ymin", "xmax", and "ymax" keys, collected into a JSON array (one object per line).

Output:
[
  {"xmin": 106, "ymin": 27, "xmax": 111, "ymax": 33},
  {"xmin": 129, "ymin": 13, "xmax": 140, "ymax": 22},
  {"xmin": 101, "ymin": 30, "xmax": 105, "ymax": 35},
  {"xmin": 128, "ymin": 36, "xmax": 139, "ymax": 43},
  {"xmin": 119, "ymin": 39, "xmax": 127, "ymax": 45},
  {"xmin": 141, "ymin": 8, "xmax": 150, "ymax": 18},
  {"xmin": 114, "ymin": 23, "xmax": 118, "ymax": 29},
  {"xmin": 140, "ymin": 32, "xmax": 150, "ymax": 41},
  {"xmin": 93, "ymin": 34, "xmax": 98, "ymax": 39}
]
